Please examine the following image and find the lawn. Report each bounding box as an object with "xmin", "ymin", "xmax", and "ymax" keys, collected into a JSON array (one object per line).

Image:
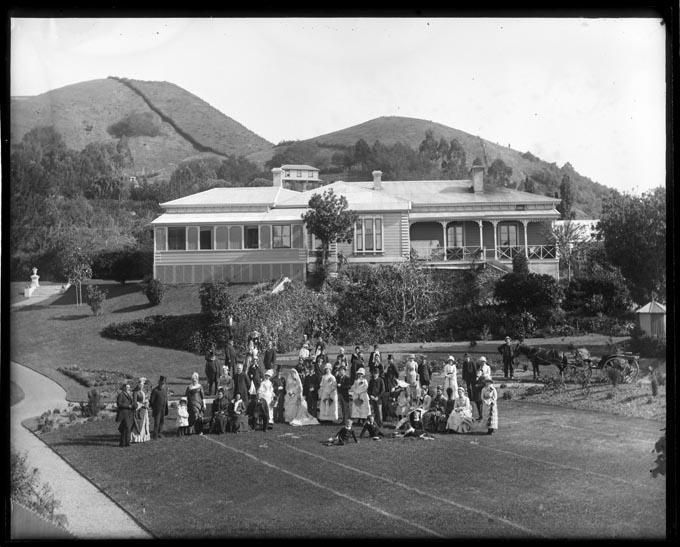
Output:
[
  {"xmin": 32, "ymin": 400, "xmax": 665, "ymax": 538},
  {"xmin": 10, "ymin": 380, "xmax": 25, "ymax": 406}
]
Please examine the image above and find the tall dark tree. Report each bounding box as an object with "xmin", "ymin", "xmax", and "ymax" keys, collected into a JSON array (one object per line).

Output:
[
  {"xmin": 558, "ymin": 175, "xmax": 576, "ymax": 220},
  {"xmin": 444, "ymin": 138, "xmax": 467, "ymax": 179},
  {"xmin": 523, "ymin": 176, "xmax": 535, "ymax": 193},
  {"xmin": 487, "ymin": 158, "xmax": 512, "ymax": 187},
  {"xmin": 418, "ymin": 130, "xmax": 440, "ymax": 163},
  {"xmin": 597, "ymin": 187, "xmax": 666, "ymax": 304}
]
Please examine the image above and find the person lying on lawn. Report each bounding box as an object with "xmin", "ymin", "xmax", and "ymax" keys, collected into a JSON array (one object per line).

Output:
[
  {"xmin": 325, "ymin": 419, "xmax": 358, "ymax": 446},
  {"xmin": 359, "ymin": 414, "xmax": 384, "ymax": 440},
  {"xmin": 393, "ymin": 407, "xmax": 434, "ymax": 439}
]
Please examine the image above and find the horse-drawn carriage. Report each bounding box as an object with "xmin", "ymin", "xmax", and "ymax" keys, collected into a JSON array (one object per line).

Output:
[{"xmin": 515, "ymin": 343, "xmax": 640, "ymax": 384}]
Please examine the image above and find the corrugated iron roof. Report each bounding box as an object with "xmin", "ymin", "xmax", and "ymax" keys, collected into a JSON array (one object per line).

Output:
[
  {"xmin": 151, "ymin": 209, "xmax": 305, "ymax": 225},
  {"xmin": 277, "ymin": 180, "xmax": 411, "ymax": 211},
  {"xmin": 281, "ymin": 164, "xmax": 319, "ymax": 171},
  {"xmin": 159, "ymin": 186, "xmax": 299, "ymax": 207}
]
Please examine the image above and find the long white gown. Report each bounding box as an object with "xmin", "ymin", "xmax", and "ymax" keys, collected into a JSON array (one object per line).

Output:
[
  {"xmin": 257, "ymin": 378, "xmax": 275, "ymax": 422},
  {"xmin": 443, "ymin": 363, "xmax": 459, "ymax": 398},
  {"xmin": 350, "ymin": 377, "xmax": 370, "ymax": 419},
  {"xmin": 285, "ymin": 370, "xmax": 319, "ymax": 426},
  {"xmin": 446, "ymin": 394, "xmax": 473, "ymax": 432},
  {"xmin": 317, "ymin": 372, "xmax": 338, "ymax": 422},
  {"xmin": 130, "ymin": 388, "xmax": 150, "ymax": 443}
]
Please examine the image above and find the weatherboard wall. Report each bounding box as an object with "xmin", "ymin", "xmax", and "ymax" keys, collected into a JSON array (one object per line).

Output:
[{"xmin": 154, "ymin": 249, "xmax": 307, "ymax": 283}]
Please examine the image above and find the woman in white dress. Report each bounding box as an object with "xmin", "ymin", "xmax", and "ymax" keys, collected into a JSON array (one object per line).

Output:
[
  {"xmin": 443, "ymin": 356, "xmax": 459, "ymax": 399},
  {"xmin": 257, "ymin": 369, "xmax": 275, "ymax": 423},
  {"xmin": 404, "ymin": 355, "xmax": 420, "ymax": 405},
  {"xmin": 478, "ymin": 356, "xmax": 492, "ymax": 380},
  {"xmin": 285, "ymin": 369, "xmax": 319, "ymax": 426},
  {"xmin": 130, "ymin": 377, "xmax": 151, "ymax": 443},
  {"xmin": 481, "ymin": 377, "xmax": 498, "ymax": 434},
  {"xmin": 446, "ymin": 386, "xmax": 473, "ymax": 433},
  {"xmin": 350, "ymin": 368, "xmax": 370, "ymax": 422},
  {"xmin": 318, "ymin": 363, "xmax": 338, "ymax": 422}
]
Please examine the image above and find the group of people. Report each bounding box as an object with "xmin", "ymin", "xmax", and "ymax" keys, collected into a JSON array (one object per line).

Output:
[{"xmin": 116, "ymin": 332, "xmax": 505, "ymax": 446}]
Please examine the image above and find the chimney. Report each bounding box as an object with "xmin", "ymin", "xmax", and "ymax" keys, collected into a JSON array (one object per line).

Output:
[
  {"xmin": 271, "ymin": 167, "xmax": 283, "ymax": 187},
  {"xmin": 470, "ymin": 165, "xmax": 484, "ymax": 193},
  {"xmin": 372, "ymin": 170, "xmax": 383, "ymax": 190}
]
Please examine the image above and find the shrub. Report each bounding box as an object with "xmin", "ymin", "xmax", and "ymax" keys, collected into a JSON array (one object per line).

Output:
[
  {"xmin": 494, "ymin": 272, "xmax": 563, "ymax": 322},
  {"xmin": 626, "ymin": 331, "xmax": 666, "ymax": 358},
  {"xmin": 86, "ymin": 285, "xmax": 108, "ymax": 315},
  {"xmin": 107, "ymin": 111, "xmax": 162, "ymax": 138},
  {"xmin": 563, "ymin": 264, "xmax": 632, "ymax": 316},
  {"xmin": 11, "ymin": 450, "xmax": 68, "ymax": 527},
  {"xmin": 199, "ymin": 281, "xmax": 236, "ymax": 322},
  {"xmin": 92, "ymin": 249, "xmax": 153, "ymax": 284},
  {"xmin": 102, "ymin": 314, "xmax": 209, "ymax": 352},
  {"xmin": 144, "ymin": 278, "xmax": 166, "ymax": 306},
  {"xmin": 502, "ymin": 391, "xmax": 513, "ymax": 400}
]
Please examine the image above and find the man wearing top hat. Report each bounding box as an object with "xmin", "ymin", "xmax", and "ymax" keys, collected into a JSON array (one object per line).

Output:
[
  {"xmin": 149, "ymin": 376, "xmax": 169, "ymax": 439},
  {"xmin": 116, "ymin": 382, "xmax": 134, "ymax": 447}
]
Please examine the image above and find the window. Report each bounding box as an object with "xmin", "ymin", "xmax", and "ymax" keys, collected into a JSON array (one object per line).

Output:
[
  {"xmin": 499, "ymin": 223, "xmax": 519, "ymax": 246},
  {"xmin": 447, "ymin": 224, "xmax": 464, "ymax": 247},
  {"xmin": 273, "ymin": 225, "xmax": 291, "ymax": 248},
  {"xmin": 187, "ymin": 227, "xmax": 199, "ymax": 250},
  {"xmin": 297, "ymin": 170, "xmax": 302, "ymax": 178},
  {"xmin": 167, "ymin": 227, "xmax": 186, "ymax": 250},
  {"xmin": 292, "ymin": 225, "xmax": 304, "ymax": 248},
  {"xmin": 285, "ymin": 171, "xmax": 291, "ymax": 178},
  {"xmin": 354, "ymin": 217, "xmax": 384, "ymax": 253},
  {"xmin": 229, "ymin": 226, "xmax": 242, "ymax": 249},
  {"xmin": 245, "ymin": 226, "xmax": 259, "ymax": 249},
  {"xmin": 199, "ymin": 227, "xmax": 212, "ymax": 250},
  {"xmin": 215, "ymin": 226, "xmax": 228, "ymax": 250},
  {"xmin": 155, "ymin": 228, "xmax": 166, "ymax": 251}
]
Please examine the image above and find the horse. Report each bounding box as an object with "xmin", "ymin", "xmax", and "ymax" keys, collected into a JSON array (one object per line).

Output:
[{"xmin": 514, "ymin": 343, "xmax": 570, "ymax": 380}]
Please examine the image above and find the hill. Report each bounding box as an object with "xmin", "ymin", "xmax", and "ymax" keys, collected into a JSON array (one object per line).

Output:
[
  {"xmin": 10, "ymin": 78, "xmax": 272, "ymax": 180},
  {"xmin": 249, "ymin": 116, "xmax": 612, "ymax": 218}
]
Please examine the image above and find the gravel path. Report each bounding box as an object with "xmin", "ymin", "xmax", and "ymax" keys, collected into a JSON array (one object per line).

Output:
[{"xmin": 10, "ymin": 361, "xmax": 152, "ymax": 539}]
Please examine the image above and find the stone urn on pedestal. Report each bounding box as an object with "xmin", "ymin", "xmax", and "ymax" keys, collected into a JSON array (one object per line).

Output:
[{"xmin": 24, "ymin": 268, "xmax": 40, "ymax": 297}]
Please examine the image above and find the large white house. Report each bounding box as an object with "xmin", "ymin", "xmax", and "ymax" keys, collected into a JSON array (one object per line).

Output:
[{"xmin": 150, "ymin": 166, "xmax": 561, "ymax": 283}]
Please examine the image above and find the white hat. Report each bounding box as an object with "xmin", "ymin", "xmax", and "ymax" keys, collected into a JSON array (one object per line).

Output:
[
  {"xmin": 357, "ymin": 367, "xmax": 366, "ymax": 376},
  {"xmin": 265, "ymin": 369, "xmax": 273, "ymax": 377},
  {"xmin": 324, "ymin": 363, "xmax": 332, "ymax": 371},
  {"xmin": 447, "ymin": 355, "xmax": 455, "ymax": 362},
  {"xmin": 180, "ymin": 397, "xmax": 187, "ymax": 403},
  {"xmin": 479, "ymin": 356, "xmax": 487, "ymax": 363}
]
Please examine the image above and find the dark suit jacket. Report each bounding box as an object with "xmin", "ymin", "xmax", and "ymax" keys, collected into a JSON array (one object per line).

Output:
[
  {"xmin": 116, "ymin": 391, "xmax": 134, "ymax": 426},
  {"xmin": 368, "ymin": 376, "xmax": 385, "ymax": 399},
  {"xmin": 418, "ymin": 362, "xmax": 432, "ymax": 385},
  {"xmin": 149, "ymin": 385, "xmax": 169, "ymax": 416},
  {"xmin": 247, "ymin": 365, "xmax": 264, "ymax": 391},
  {"xmin": 303, "ymin": 372, "xmax": 320, "ymax": 399},
  {"xmin": 263, "ymin": 348, "xmax": 277, "ymax": 370},
  {"xmin": 336, "ymin": 375, "xmax": 353, "ymax": 401},
  {"xmin": 225, "ymin": 346, "xmax": 238, "ymax": 373}
]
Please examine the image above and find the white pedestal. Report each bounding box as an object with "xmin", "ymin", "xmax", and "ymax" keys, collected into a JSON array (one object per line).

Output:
[{"xmin": 30, "ymin": 275, "xmax": 40, "ymax": 288}]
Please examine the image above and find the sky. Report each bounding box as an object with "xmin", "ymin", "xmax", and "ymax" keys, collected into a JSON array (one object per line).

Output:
[{"xmin": 10, "ymin": 17, "xmax": 666, "ymax": 194}]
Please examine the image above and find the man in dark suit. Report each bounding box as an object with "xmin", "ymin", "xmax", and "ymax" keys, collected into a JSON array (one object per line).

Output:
[
  {"xmin": 149, "ymin": 376, "xmax": 169, "ymax": 439},
  {"xmin": 498, "ymin": 336, "xmax": 516, "ymax": 379},
  {"xmin": 233, "ymin": 362, "xmax": 250, "ymax": 401},
  {"xmin": 303, "ymin": 363, "xmax": 321, "ymax": 418},
  {"xmin": 367, "ymin": 368, "xmax": 385, "ymax": 427},
  {"xmin": 418, "ymin": 357, "xmax": 432, "ymax": 390},
  {"xmin": 336, "ymin": 366, "xmax": 353, "ymax": 424},
  {"xmin": 263, "ymin": 340, "xmax": 277, "ymax": 371},
  {"xmin": 225, "ymin": 339, "xmax": 238, "ymax": 376},
  {"xmin": 116, "ymin": 383, "xmax": 134, "ymax": 447},
  {"xmin": 271, "ymin": 367, "xmax": 286, "ymax": 423},
  {"xmin": 205, "ymin": 348, "xmax": 219, "ymax": 395},
  {"xmin": 461, "ymin": 352, "xmax": 478, "ymax": 400}
]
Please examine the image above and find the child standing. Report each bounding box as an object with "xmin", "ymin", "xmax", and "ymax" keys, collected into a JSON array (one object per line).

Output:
[{"xmin": 177, "ymin": 397, "xmax": 189, "ymax": 436}]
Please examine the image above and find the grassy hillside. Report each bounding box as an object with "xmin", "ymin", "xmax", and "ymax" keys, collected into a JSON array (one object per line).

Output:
[
  {"xmin": 250, "ymin": 116, "xmax": 612, "ymax": 218},
  {"xmin": 11, "ymin": 77, "xmax": 272, "ymax": 181},
  {"xmin": 118, "ymin": 78, "xmax": 273, "ymax": 157}
]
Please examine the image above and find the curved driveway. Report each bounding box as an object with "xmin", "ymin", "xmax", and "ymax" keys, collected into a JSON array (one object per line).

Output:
[{"xmin": 10, "ymin": 361, "xmax": 151, "ymax": 539}]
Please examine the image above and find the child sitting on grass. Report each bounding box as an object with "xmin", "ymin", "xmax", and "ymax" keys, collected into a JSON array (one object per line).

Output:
[
  {"xmin": 359, "ymin": 414, "xmax": 384, "ymax": 440},
  {"xmin": 177, "ymin": 398, "xmax": 189, "ymax": 436},
  {"xmin": 325, "ymin": 419, "xmax": 358, "ymax": 446}
]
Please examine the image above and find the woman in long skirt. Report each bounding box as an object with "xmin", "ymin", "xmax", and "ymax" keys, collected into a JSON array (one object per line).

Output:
[
  {"xmin": 443, "ymin": 356, "xmax": 459, "ymax": 399},
  {"xmin": 318, "ymin": 363, "xmax": 338, "ymax": 422},
  {"xmin": 130, "ymin": 377, "xmax": 151, "ymax": 443},
  {"xmin": 446, "ymin": 387, "xmax": 473, "ymax": 433},
  {"xmin": 257, "ymin": 369, "xmax": 275, "ymax": 423},
  {"xmin": 481, "ymin": 378, "xmax": 498, "ymax": 434},
  {"xmin": 185, "ymin": 372, "xmax": 206, "ymax": 435},
  {"xmin": 350, "ymin": 368, "xmax": 370, "ymax": 422},
  {"xmin": 285, "ymin": 369, "xmax": 319, "ymax": 426}
]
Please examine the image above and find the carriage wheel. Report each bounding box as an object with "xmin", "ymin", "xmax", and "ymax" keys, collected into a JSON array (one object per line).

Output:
[
  {"xmin": 622, "ymin": 358, "xmax": 640, "ymax": 383},
  {"xmin": 602, "ymin": 356, "xmax": 639, "ymax": 384}
]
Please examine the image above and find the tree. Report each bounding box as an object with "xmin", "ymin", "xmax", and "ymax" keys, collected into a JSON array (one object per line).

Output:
[
  {"xmin": 487, "ymin": 158, "xmax": 512, "ymax": 187},
  {"xmin": 563, "ymin": 263, "xmax": 632, "ymax": 316},
  {"xmin": 444, "ymin": 138, "xmax": 467, "ymax": 179},
  {"xmin": 302, "ymin": 189, "xmax": 358, "ymax": 274},
  {"xmin": 558, "ymin": 175, "xmax": 576, "ymax": 219},
  {"xmin": 418, "ymin": 130, "xmax": 440, "ymax": 163},
  {"xmin": 547, "ymin": 220, "xmax": 588, "ymax": 282},
  {"xmin": 523, "ymin": 176, "xmax": 535, "ymax": 193},
  {"xmin": 512, "ymin": 253, "xmax": 530, "ymax": 276},
  {"xmin": 597, "ymin": 187, "xmax": 666, "ymax": 304},
  {"xmin": 62, "ymin": 245, "xmax": 93, "ymax": 307},
  {"xmin": 494, "ymin": 272, "xmax": 563, "ymax": 322}
]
